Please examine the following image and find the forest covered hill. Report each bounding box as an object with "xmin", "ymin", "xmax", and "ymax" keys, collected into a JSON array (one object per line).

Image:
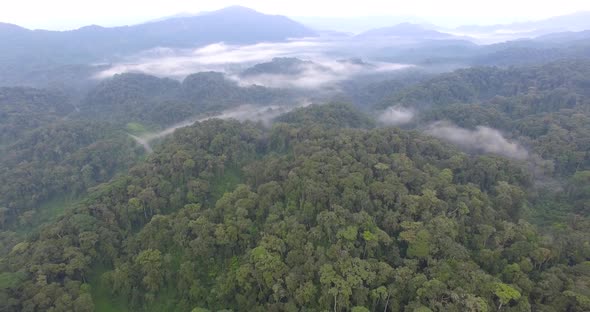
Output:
[
  {"xmin": 0, "ymin": 12, "xmax": 589, "ymax": 310},
  {"xmin": 0, "ymin": 67, "xmax": 589, "ymax": 311}
]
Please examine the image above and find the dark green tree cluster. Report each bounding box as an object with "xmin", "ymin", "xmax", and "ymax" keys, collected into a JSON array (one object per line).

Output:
[
  {"xmin": 2, "ymin": 52, "xmax": 590, "ymax": 312},
  {"xmin": 0, "ymin": 107, "xmax": 588, "ymax": 311},
  {"xmin": 276, "ymin": 102, "xmax": 376, "ymax": 129},
  {"xmin": 379, "ymin": 59, "xmax": 590, "ymax": 109},
  {"xmin": 377, "ymin": 60, "xmax": 590, "ymax": 215},
  {"xmin": 240, "ymin": 57, "xmax": 322, "ymax": 77},
  {"xmin": 81, "ymin": 72, "xmax": 293, "ymax": 127},
  {"xmin": 0, "ymin": 87, "xmax": 74, "ymax": 144},
  {"xmin": 0, "ymin": 120, "xmax": 142, "ymax": 228}
]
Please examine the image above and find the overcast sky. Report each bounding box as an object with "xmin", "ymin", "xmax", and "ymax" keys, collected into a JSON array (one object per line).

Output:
[{"xmin": 2, "ymin": 0, "xmax": 590, "ymax": 30}]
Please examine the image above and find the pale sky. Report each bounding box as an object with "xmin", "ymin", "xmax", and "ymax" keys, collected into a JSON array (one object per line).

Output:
[{"xmin": 1, "ymin": 0, "xmax": 590, "ymax": 30}]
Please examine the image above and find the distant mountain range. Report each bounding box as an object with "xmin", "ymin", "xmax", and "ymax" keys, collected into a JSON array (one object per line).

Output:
[
  {"xmin": 537, "ymin": 30, "xmax": 590, "ymax": 42},
  {"xmin": 292, "ymin": 16, "xmax": 430, "ymax": 34},
  {"xmin": 2, "ymin": 6, "xmax": 590, "ymax": 89},
  {"xmin": 345, "ymin": 12, "xmax": 590, "ymax": 45},
  {"xmin": 240, "ymin": 58, "xmax": 321, "ymax": 77},
  {"xmin": 355, "ymin": 23, "xmax": 456, "ymax": 40},
  {"xmin": 456, "ymin": 11, "xmax": 590, "ymax": 36},
  {"xmin": 0, "ymin": 6, "xmax": 316, "ymax": 70}
]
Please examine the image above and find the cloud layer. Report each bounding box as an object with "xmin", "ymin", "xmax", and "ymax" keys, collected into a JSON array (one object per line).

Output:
[
  {"xmin": 96, "ymin": 40, "xmax": 328, "ymax": 79},
  {"xmin": 426, "ymin": 121, "xmax": 529, "ymax": 160},
  {"xmin": 131, "ymin": 101, "xmax": 311, "ymax": 152},
  {"xmin": 377, "ymin": 107, "xmax": 415, "ymax": 126},
  {"xmin": 234, "ymin": 60, "xmax": 410, "ymax": 89},
  {"xmin": 96, "ymin": 40, "xmax": 412, "ymax": 89}
]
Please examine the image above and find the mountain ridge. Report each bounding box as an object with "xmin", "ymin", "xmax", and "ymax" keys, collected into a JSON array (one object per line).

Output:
[
  {"xmin": 0, "ymin": 6, "xmax": 317, "ymax": 70},
  {"xmin": 356, "ymin": 23, "xmax": 456, "ymax": 40},
  {"xmin": 456, "ymin": 11, "xmax": 590, "ymax": 34}
]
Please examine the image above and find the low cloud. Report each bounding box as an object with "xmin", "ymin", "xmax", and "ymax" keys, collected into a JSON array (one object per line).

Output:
[
  {"xmin": 425, "ymin": 121, "xmax": 529, "ymax": 160},
  {"xmin": 377, "ymin": 107, "xmax": 415, "ymax": 126},
  {"xmin": 95, "ymin": 40, "xmax": 413, "ymax": 89},
  {"xmin": 233, "ymin": 63, "xmax": 341, "ymax": 89},
  {"xmin": 131, "ymin": 101, "xmax": 311, "ymax": 152},
  {"xmin": 96, "ymin": 40, "xmax": 328, "ymax": 79},
  {"xmin": 199, "ymin": 102, "xmax": 311, "ymax": 126},
  {"xmin": 233, "ymin": 60, "xmax": 411, "ymax": 89}
]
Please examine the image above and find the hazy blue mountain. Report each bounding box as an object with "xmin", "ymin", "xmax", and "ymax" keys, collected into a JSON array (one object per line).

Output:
[
  {"xmin": 536, "ymin": 30, "xmax": 590, "ymax": 42},
  {"xmin": 457, "ymin": 11, "xmax": 590, "ymax": 35},
  {"xmin": 356, "ymin": 23, "xmax": 456, "ymax": 40},
  {"xmin": 130, "ymin": 6, "xmax": 316, "ymax": 47},
  {"xmin": 0, "ymin": 22, "xmax": 29, "ymax": 36},
  {"xmin": 0, "ymin": 6, "xmax": 316, "ymax": 87},
  {"xmin": 240, "ymin": 57, "xmax": 324, "ymax": 77},
  {"xmin": 0, "ymin": 6, "xmax": 315, "ymax": 53},
  {"xmin": 292, "ymin": 16, "xmax": 429, "ymax": 33},
  {"xmin": 472, "ymin": 37, "xmax": 590, "ymax": 66},
  {"xmin": 366, "ymin": 38, "xmax": 479, "ymax": 65},
  {"xmin": 368, "ymin": 30, "xmax": 590, "ymax": 67},
  {"xmin": 79, "ymin": 71, "xmax": 291, "ymax": 126}
]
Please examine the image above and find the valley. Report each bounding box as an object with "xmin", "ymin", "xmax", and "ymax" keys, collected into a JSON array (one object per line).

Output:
[{"xmin": 0, "ymin": 5, "xmax": 589, "ymax": 312}]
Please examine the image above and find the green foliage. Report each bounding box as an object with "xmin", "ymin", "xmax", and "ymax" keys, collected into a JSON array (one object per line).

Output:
[
  {"xmin": 1, "ymin": 117, "xmax": 585, "ymax": 311},
  {"xmin": 494, "ymin": 283, "xmax": 521, "ymax": 308},
  {"xmin": 0, "ymin": 87, "xmax": 74, "ymax": 144},
  {"xmin": 406, "ymin": 230, "xmax": 431, "ymax": 259},
  {"xmin": 89, "ymin": 264, "xmax": 129, "ymax": 312},
  {"xmin": 276, "ymin": 102, "xmax": 376, "ymax": 129},
  {"xmin": 209, "ymin": 166, "xmax": 243, "ymax": 204},
  {"xmin": 125, "ymin": 123, "xmax": 148, "ymax": 135},
  {"xmin": 0, "ymin": 120, "xmax": 141, "ymax": 226},
  {"xmin": 0, "ymin": 272, "xmax": 25, "ymax": 289},
  {"xmin": 82, "ymin": 72, "xmax": 290, "ymax": 127},
  {"xmin": 1, "ymin": 58, "xmax": 590, "ymax": 312}
]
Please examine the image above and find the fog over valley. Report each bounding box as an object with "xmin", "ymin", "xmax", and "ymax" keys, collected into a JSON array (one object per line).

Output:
[
  {"xmin": 1, "ymin": 3, "xmax": 590, "ymax": 312},
  {"xmin": 95, "ymin": 40, "xmax": 414, "ymax": 90},
  {"xmin": 130, "ymin": 101, "xmax": 312, "ymax": 152}
]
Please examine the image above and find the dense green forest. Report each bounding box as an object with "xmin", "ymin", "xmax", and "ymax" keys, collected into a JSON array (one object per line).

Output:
[
  {"xmin": 81, "ymin": 72, "xmax": 294, "ymax": 128},
  {"xmin": 0, "ymin": 87, "xmax": 74, "ymax": 144},
  {"xmin": 373, "ymin": 60, "xmax": 590, "ymax": 176},
  {"xmin": 1, "ymin": 51, "xmax": 590, "ymax": 312}
]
